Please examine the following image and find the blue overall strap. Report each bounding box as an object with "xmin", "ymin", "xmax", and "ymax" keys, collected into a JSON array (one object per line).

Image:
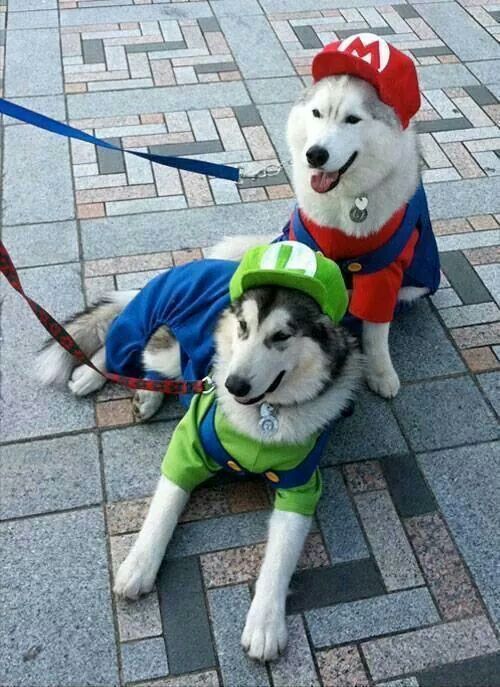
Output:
[
  {"xmin": 290, "ymin": 207, "xmax": 322, "ymax": 251},
  {"xmin": 199, "ymin": 401, "xmax": 329, "ymax": 489},
  {"xmin": 0, "ymin": 97, "xmax": 239, "ymax": 182},
  {"xmin": 340, "ymin": 184, "xmax": 425, "ymax": 275},
  {"xmin": 199, "ymin": 402, "xmax": 248, "ymax": 477},
  {"xmin": 266, "ymin": 430, "xmax": 329, "ymax": 490}
]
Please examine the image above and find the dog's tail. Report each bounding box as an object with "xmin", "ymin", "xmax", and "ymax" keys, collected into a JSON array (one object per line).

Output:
[
  {"xmin": 205, "ymin": 233, "xmax": 277, "ymax": 262},
  {"xmin": 36, "ymin": 290, "xmax": 138, "ymax": 386}
]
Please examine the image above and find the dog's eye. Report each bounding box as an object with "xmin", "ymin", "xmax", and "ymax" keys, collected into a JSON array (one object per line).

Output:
[
  {"xmin": 238, "ymin": 320, "xmax": 248, "ymax": 335},
  {"xmin": 312, "ymin": 109, "xmax": 321, "ymax": 118},
  {"xmin": 345, "ymin": 115, "xmax": 361, "ymax": 124},
  {"xmin": 271, "ymin": 331, "xmax": 291, "ymax": 343}
]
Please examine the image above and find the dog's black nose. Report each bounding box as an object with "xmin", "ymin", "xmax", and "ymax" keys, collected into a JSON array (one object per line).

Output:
[
  {"xmin": 306, "ymin": 145, "xmax": 329, "ymax": 168},
  {"xmin": 225, "ymin": 375, "xmax": 251, "ymax": 397}
]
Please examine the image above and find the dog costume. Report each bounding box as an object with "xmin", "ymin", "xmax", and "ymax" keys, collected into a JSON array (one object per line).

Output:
[
  {"xmin": 277, "ymin": 33, "xmax": 440, "ymax": 324},
  {"xmin": 106, "ymin": 243, "xmax": 348, "ymax": 515}
]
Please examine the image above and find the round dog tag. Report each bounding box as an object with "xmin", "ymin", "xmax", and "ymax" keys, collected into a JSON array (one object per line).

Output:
[
  {"xmin": 259, "ymin": 402, "xmax": 279, "ymax": 437},
  {"xmin": 350, "ymin": 196, "xmax": 368, "ymax": 223}
]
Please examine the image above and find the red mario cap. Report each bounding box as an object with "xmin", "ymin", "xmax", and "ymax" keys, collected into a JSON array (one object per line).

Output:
[{"xmin": 312, "ymin": 33, "xmax": 420, "ymax": 129}]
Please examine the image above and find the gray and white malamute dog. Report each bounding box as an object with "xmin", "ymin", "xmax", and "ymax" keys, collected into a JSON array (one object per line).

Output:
[
  {"xmin": 210, "ymin": 36, "xmax": 437, "ymax": 399},
  {"xmin": 37, "ymin": 256, "xmax": 362, "ymax": 662}
]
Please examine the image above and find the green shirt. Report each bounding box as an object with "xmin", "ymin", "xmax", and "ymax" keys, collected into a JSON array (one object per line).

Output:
[{"xmin": 161, "ymin": 391, "xmax": 322, "ymax": 516}]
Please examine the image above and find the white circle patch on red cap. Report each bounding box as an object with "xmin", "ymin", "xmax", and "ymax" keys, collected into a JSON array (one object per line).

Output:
[{"xmin": 338, "ymin": 33, "xmax": 391, "ymax": 73}]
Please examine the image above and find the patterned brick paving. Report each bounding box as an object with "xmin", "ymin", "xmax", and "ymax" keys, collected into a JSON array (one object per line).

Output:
[{"xmin": 1, "ymin": 0, "xmax": 499, "ymax": 685}]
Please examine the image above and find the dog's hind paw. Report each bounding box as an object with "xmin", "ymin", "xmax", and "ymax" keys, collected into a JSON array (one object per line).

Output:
[
  {"xmin": 241, "ymin": 602, "xmax": 288, "ymax": 662},
  {"xmin": 366, "ymin": 367, "xmax": 400, "ymax": 398},
  {"xmin": 68, "ymin": 364, "xmax": 106, "ymax": 396},
  {"xmin": 114, "ymin": 552, "xmax": 156, "ymax": 600},
  {"xmin": 133, "ymin": 389, "xmax": 163, "ymax": 421}
]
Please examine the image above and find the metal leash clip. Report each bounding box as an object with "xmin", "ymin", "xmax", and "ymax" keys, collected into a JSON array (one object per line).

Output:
[
  {"xmin": 202, "ymin": 376, "xmax": 216, "ymax": 394},
  {"xmin": 237, "ymin": 162, "xmax": 283, "ymax": 184}
]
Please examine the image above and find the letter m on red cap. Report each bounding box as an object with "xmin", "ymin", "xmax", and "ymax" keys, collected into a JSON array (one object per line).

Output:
[{"xmin": 338, "ymin": 33, "xmax": 390, "ymax": 73}]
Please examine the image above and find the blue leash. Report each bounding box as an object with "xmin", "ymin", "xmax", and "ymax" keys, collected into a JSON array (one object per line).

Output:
[{"xmin": 0, "ymin": 97, "xmax": 240, "ymax": 182}]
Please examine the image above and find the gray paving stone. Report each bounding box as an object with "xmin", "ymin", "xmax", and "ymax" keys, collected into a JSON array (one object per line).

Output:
[
  {"xmin": 393, "ymin": 377, "xmax": 499, "ymax": 452},
  {"xmin": 167, "ymin": 511, "xmax": 270, "ymax": 559},
  {"xmin": 271, "ymin": 616, "xmax": 319, "ymax": 687},
  {"xmin": 218, "ymin": 15, "xmax": 294, "ymax": 79},
  {"xmin": 97, "ymin": 138, "xmax": 126, "ymax": 175},
  {"xmin": 0, "ymin": 434, "xmax": 101, "ymax": 519},
  {"xmin": 476, "ymin": 264, "xmax": 500, "ymax": 306},
  {"xmin": 82, "ymin": 38, "xmax": 105, "ymax": 64},
  {"xmin": 294, "ymin": 25, "xmax": 323, "ymax": 50},
  {"xmin": 158, "ymin": 556, "xmax": 215, "ymax": 674},
  {"xmin": 194, "ymin": 61, "xmax": 237, "ymax": 74},
  {"xmin": 232, "ymin": 104, "xmax": 263, "ymax": 127},
  {"xmin": 464, "ymin": 85, "xmax": 498, "ymax": 107},
  {"xmin": 307, "ymin": 588, "xmax": 439, "ymax": 648},
  {"xmin": 258, "ymin": 102, "xmax": 295, "ymax": 171},
  {"xmin": 391, "ymin": 299, "xmax": 465, "ymax": 381},
  {"xmin": 5, "ymin": 28, "xmax": 62, "ymax": 96},
  {"xmin": 466, "ymin": 60, "xmax": 500, "ymax": 87},
  {"xmin": 394, "ymin": 5, "xmax": 420, "ymax": 19},
  {"xmin": 431, "ymin": 287, "xmax": 462, "ymax": 308},
  {"xmin": 68, "ymin": 82, "xmax": 250, "ymax": 119},
  {"xmin": 0, "ymin": 264, "xmax": 95, "ymax": 443},
  {"xmin": 440, "ymin": 302, "xmax": 500, "ymax": 328},
  {"xmin": 317, "ymin": 467, "xmax": 369, "ymax": 563},
  {"xmin": 260, "ymin": 0, "xmax": 398, "ymax": 9},
  {"xmin": 478, "ymin": 372, "xmax": 500, "ymax": 416},
  {"xmin": 416, "ymin": 117, "xmax": 472, "ymax": 134},
  {"xmin": 289, "ymin": 559, "xmax": 384, "ymax": 614},
  {"xmin": 81, "ymin": 199, "xmax": 292, "ymax": 259},
  {"xmin": 211, "ymin": 0, "xmax": 263, "ymax": 17},
  {"xmin": 9, "ymin": 0, "xmax": 57, "ymax": 9},
  {"xmin": 379, "ymin": 678, "xmax": 419, "ymax": 687},
  {"xmin": 412, "ymin": 46, "xmax": 452, "ymax": 57},
  {"xmin": 437, "ymin": 229, "xmax": 500, "ymax": 252},
  {"xmin": 208, "ymin": 585, "xmax": 270, "ymax": 687},
  {"xmin": 246, "ymin": 77, "xmax": 303, "ymax": 104},
  {"xmin": 322, "ymin": 389, "xmax": 408, "ymax": 464},
  {"xmin": 0, "ymin": 509, "xmax": 119, "ymax": 686},
  {"xmin": 355, "ymin": 490, "xmax": 424, "ymax": 590},
  {"xmin": 362, "ymin": 617, "xmax": 499, "ymax": 682},
  {"xmin": 60, "ymin": 2, "xmax": 212, "ymax": 26},
  {"xmin": 198, "ymin": 17, "xmax": 221, "ymax": 32},
  {"xmin": 2, "ymin": 95, "xmax": 66, "ymax": 126},
  {"xmin": 417, "ymin": 653, "xmax": 500, "ymax": 687},
  {"xmin": 8, "ymin": 9, "xmax": 58, "ymax": 29},
  {"xmin": 2, "ymin": 220, "xmax": 79, "ymax": 267},
  {"xmin": 419, "ymin": 441, "xmax": 500, "ymax": 630},
  {"xmin": 336, "ymin": 27, "xmax": 394, "ymax": 39},
  {"xmin": 382, "ymin": 453, "xmax": 437, "ymax": 518},
  {"xmin": 426, "ymin": 177, "xmax": 500, "ymax": 220},
  {"xmin": 115, "ymin": 592, "xmax": 162, "ymax": 643},
  {"xmin": 126, "ymin": 40, "xmax": 187, "ymax": 54},
  {"xmin": 121, "ymin": 638, "xmax": 168, "ymax": 684},
  {"xmin": 417, "ymin": 3, "xmax": 500, "ymax": 62},
  {"xmin": 417, "ymin": 64, "xmax": 479, "ymax": 90},
  {"xmin": 151, "ymin": 140, "xmax": 223, "ymax": 157},
  {"xmin": 102, "ymin": 421, "xmax": 176, "ymax": 502},
  {"xmin": 3, "ymin": 124, "xmax": 74, "ymax": 225}
]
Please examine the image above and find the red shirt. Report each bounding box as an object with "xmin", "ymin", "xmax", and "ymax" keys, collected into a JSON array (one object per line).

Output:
[{"xmin": 293, "ymin": 208, "xmax": 418, "ymax": 323}]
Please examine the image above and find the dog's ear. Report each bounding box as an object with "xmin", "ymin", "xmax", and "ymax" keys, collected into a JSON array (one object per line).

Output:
[{"xmin": 313, "ymin": 315, "xmax": 355, "ymax": 378}]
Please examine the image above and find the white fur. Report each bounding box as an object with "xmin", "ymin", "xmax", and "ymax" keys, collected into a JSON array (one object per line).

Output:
[
  {"xmin": 210, "ymin": 76, "xmax": 422, "ymax": 398},
  {"xmin": 114, "ymin": 476, "xmax": 189, "ymax": 598},
  {"xmin": 241, "ymin": 510, "xmax": 311, "ymax": 661},
  {"xmin": 68, "ymin": 347, "xmax": 107, "ymax": 396}
]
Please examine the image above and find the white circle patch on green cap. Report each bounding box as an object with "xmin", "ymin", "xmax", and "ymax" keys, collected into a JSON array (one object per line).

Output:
[{"xmin": 260, "ymin": 241, "xmax": 317, "ymax": 277}]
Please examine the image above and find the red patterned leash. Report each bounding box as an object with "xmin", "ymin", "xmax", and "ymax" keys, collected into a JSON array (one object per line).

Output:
[{"xmin": 0, "ymin": 240, "xmax": 213, "ymax": 396}]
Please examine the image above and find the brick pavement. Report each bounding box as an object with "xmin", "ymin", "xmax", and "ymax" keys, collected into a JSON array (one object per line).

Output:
[{"xmin": 0, "ymin": 0, "xmax": 499, "ymax": 685}]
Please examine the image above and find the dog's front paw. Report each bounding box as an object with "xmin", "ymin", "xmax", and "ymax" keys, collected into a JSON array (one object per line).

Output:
[
  {"xmin": 133, "ymin": 390, "xmax": 163, "ymax": 421},
  {"xmin": 366, "ymin": 366, "xmax": 400, "ymax": 398},
  {"xmin": 114, "ymin": 551, "xmax": 156, "ymax": 600},
  {"xmin": 241, "ymin": 601, "xmax": 287, "ymax": 662},
  {"xmin": 68, "ymin": 365, "xmax": 105, "ymax": 396}
]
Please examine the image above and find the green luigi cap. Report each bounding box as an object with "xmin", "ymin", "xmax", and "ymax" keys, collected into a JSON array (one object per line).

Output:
[{"xmin": 229, "ymin": 241, "xmax": 348, "ymax": 324}]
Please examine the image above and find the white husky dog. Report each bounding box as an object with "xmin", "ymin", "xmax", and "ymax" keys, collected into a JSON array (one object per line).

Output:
[
  {"xmin": 37, "ymin": 245, "xmax": 363, "ymax": 662},
  {"xmin": 209, "ymin": 43, "xmax": 432, "ymax": 399}
]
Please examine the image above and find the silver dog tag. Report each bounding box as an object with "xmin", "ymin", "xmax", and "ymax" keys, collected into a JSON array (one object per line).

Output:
[
  {"xmin": 259, "ymin": 402, "xmax": 279, "ymax": 437},
  {"xmin": 350, "ymin": 196, "xmax": 368, "ymax": 223}
]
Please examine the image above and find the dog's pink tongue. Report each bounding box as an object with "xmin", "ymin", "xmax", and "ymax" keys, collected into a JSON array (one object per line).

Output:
[{"xmin": 311, "ymin": 171, "xmax": 339, "ymax": 193}]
